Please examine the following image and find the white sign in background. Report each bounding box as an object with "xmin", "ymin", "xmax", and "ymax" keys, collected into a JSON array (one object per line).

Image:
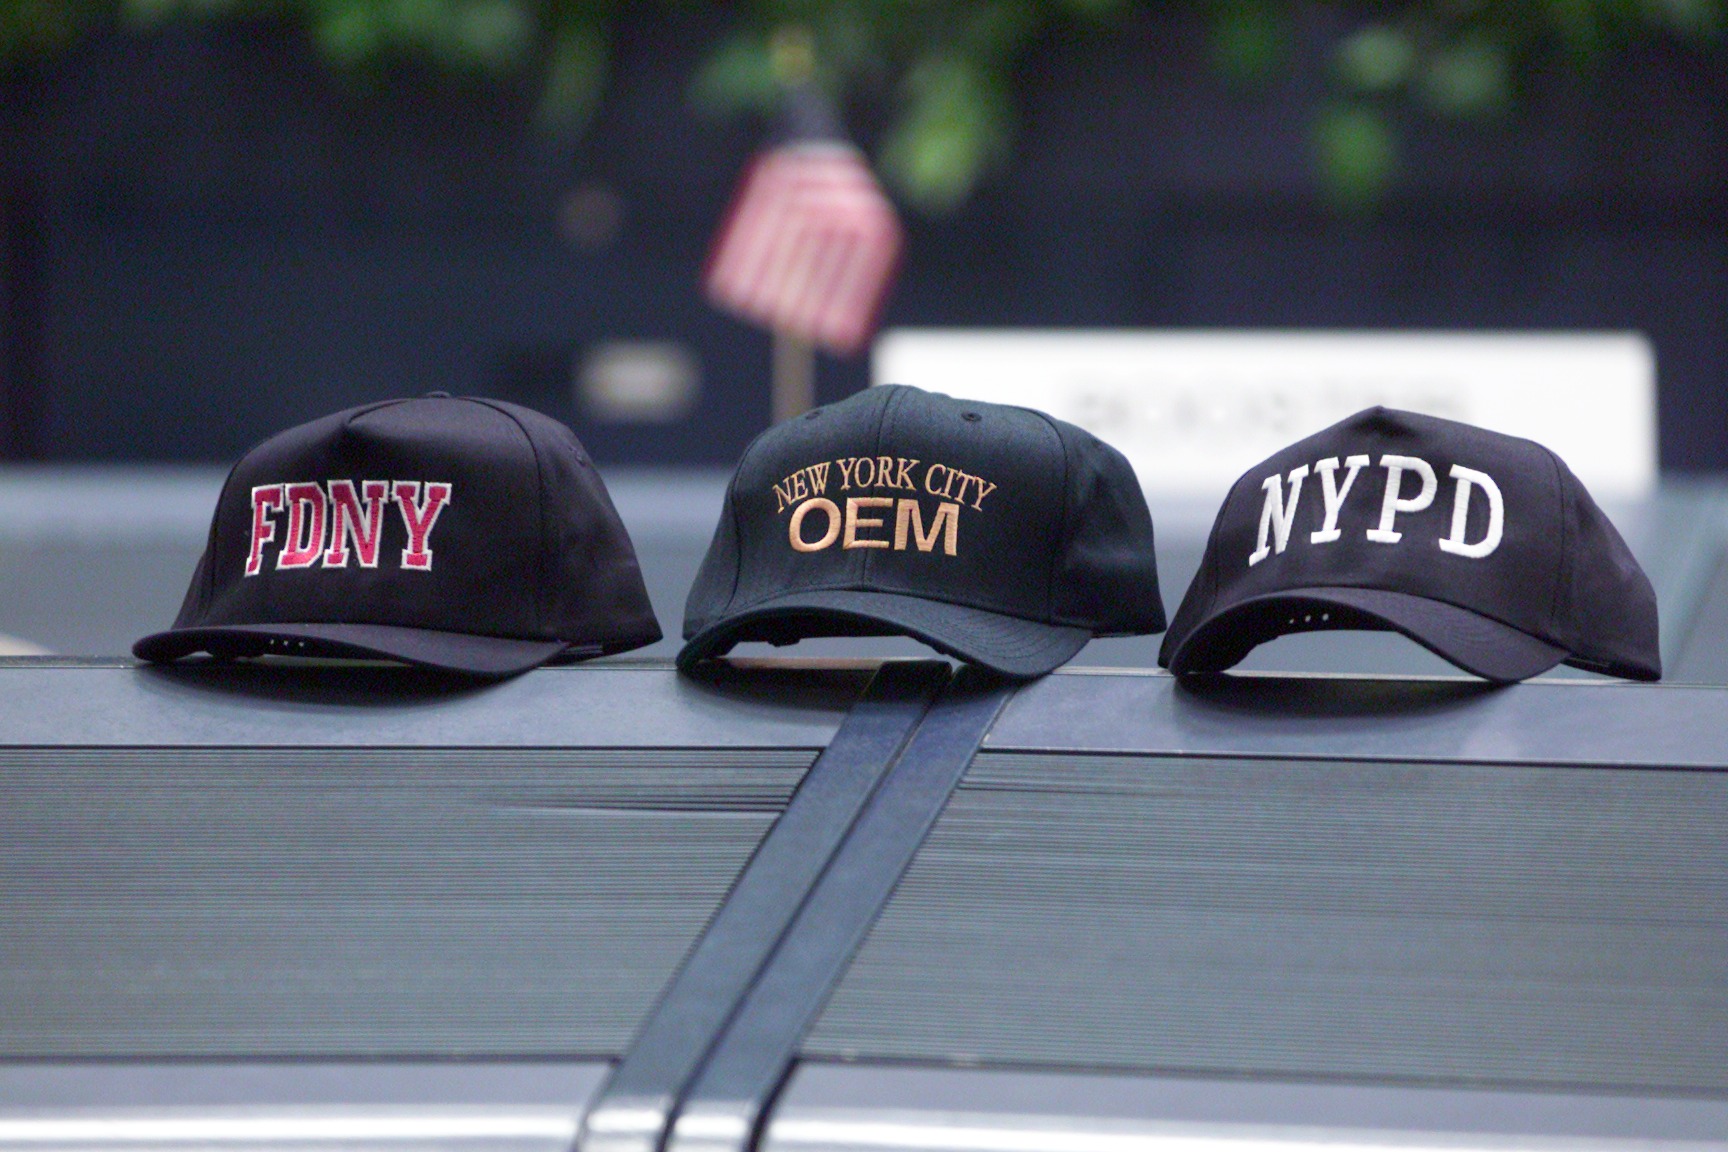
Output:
[{"xmin": 873, "ymin": 330, "xmax": 1657, "ymax": 502}]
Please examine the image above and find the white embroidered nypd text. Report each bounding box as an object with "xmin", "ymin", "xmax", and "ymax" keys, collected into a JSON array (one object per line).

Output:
[
  {"xmin": 1248, "ymin": 454, "xmax": 1502, "ymax": 567},
  {"xmin": 245, "ymin": 481, "xmax": 453, "ymax": 576}
]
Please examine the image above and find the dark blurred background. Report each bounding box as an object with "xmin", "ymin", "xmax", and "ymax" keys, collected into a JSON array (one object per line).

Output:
[{"xmin": 2, "ymin": 0, "xmax": 1724, "ymax": 469}]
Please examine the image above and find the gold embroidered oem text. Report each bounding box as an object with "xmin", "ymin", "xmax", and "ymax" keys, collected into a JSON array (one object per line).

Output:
[{"xmin": 772, "ymin": 456, "xmax": 996, "ymax": 557}]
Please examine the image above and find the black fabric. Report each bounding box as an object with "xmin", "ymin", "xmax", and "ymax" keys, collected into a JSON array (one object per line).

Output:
[
  {"xmin": 1160, "ymin": 406, "xmax": 1660, "ymax": 683},
  {"xmin": 134, "ymin": 395, "xmax": 660, "ymax": 676},
  {"xmin": 131, "ymin": 622, "xmax": 576, "ymax": 677},
  {"xmin": 1169, "ymin": 588, "xmax": 1570, "ymax": 683},
  {"xmin": 683, "ymin": 590, "xmax": 1092, "ymax": 679},
  {"xmin": 681, "ymin": 385, "xmax": 1164, "ymax": 678}
]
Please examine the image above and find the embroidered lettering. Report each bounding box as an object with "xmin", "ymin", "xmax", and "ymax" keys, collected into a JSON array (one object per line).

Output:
[
  {"xmin": 1438, "ymin": 465, "xmax": 1504, "ymax": 558},
  {"xmin": 895, "ymin": 499, "xmax": 959, "ymax": 555},
  {"xmin": 245, "ymin": 485, "xmax": 286, "ymax": 577},
  {"xmin": 1248, "ymin": 465, "xmax": 1310, "ymax": 567},
  {"xmin": 275, "ymin": 482, "xmax": 328, "ymax": 570},
  {"xmin": 843, "ymin": 497, "xmax": 894, "ymax": 549},
  {"xmin": 789, "ymin": 498, "xmax": 841, "ymax": 552},
  {"xmin": 1310, "ymin": 455, "xmax": 1369, "ymax": 544},
  {"xmin": 777, "ymin": 463, "xmax": 835, "ymax": 512},
  {"xmin": 245, "ymin": 479, "xmax": 451, "ymax": 573},
  {"xmin": 780, "ymin": 460, "xmax": 995, "ymax": 556},
  {"xmin": 393, "ymin": 481, "xmax": 452, "ymax": 570},
  {"xmin": 323, "ymin": 480, "xmax": 390, "ymax": 568},
  {"xmin": 1366, "ymin": 455, "xmax": 1437, "ymax": 544}
]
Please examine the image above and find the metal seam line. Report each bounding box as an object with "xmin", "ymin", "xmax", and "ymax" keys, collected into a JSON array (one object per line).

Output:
[
  {"xmin": 760, "ymin": 1118, "xmax": 1728, "ymax": 1152},
  {"xmin": 0, "ymin": 1112, "xmax": 578, "ymax": 1144},
  {"xmin": 662, "ymin": 666, "xmax": 1017, "ymax": 1152},
  {"xmin": 577, "ymin": 659, "xmax": 953, "ymax": 1152}
]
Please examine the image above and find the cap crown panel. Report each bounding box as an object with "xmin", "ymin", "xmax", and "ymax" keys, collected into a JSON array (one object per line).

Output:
[
  {"xmin": 1552, "ymin": 452, "xmax": 1661, "ymax": 677},
  {"xmin": 724, "ymin": 388, "xmax": 888, "ymax": 613},
  {"xmin": 865, "ymin": 387, "xmax": 1062, "ymax": 620},
  {"xmin": 198, "ymin": 399, "xmax": 545, "ymax": 640},
  {"xmin": 681, "ymin": 471, "xmax": 746, "ymax": 639},
  {"xmin": 1204, "ymin": 408, "xmax": 1562, "ymax": 640},
  {"xmin": 1047, "ymin": 419, "xmax": 1165, "ymax": 634},
  {"xmin": 719, "ymin": 386, "xmax": 1066, "ymax": 623}
]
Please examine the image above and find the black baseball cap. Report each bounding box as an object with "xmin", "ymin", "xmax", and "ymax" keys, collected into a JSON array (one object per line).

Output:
[
  {"xmin": 679, "ymin": 384, "xmax": 1165, "ymax": 678},
  {"xmin": 135, "ymin": 394, "xmax": 661, "ymax": 676},
  {"xmin": 1160, "ymin": 406, "xmax": 1660, "ymax": 683}
]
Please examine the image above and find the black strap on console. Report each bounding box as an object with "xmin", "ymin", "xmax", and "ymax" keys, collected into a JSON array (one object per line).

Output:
[
  {"xmin": 659, "ymin": 666, "xmax": 1015, "ymax": 1152},
  {"xmin": 577, "ymin": 659, "xmax": 952, "ymax": 1152}
]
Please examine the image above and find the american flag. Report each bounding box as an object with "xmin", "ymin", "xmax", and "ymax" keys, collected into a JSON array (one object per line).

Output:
[{"xmin": 704, "ymin": 99, "xmax": 903, "ymax": 357}]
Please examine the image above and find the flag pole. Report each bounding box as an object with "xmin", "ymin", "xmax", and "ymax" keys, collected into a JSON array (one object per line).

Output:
[
  {"xmin": 771, "ymin": 328, "xmax": 815, "ymax": 423},
  {"xmin": 768, "ymin": 29, "xmax": 818, "ymax": 425}
]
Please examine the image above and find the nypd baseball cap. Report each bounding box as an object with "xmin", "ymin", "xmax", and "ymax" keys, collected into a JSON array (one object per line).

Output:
[
  {"xmin": 1160, "ymin": 406, "xmax": 1660, "ymax": 683},
  {"xmin": 135, "ymin": 394, "xmax": 661, "ymax": 676},
  {"xmin": 679, "ymin": 384, "xmax": 1166, "ymax": 678}
]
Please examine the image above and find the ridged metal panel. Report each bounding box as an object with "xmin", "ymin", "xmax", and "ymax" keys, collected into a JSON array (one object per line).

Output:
[
  {"xmin": 1672, "ymin": 549, "xmax": 1728, "ymax": 685},
  {"xmin": 806, "ymin": 751, "xmax": 1728, "ymax": 1092},
  {"xmin": 0, "ymin": 746, "xmax": 814, "ymax": 1058}
]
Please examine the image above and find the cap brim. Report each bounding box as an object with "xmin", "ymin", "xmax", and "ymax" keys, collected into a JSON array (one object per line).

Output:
[
  {"xmin": 1164, "ymin": 586, "xmax": 1569, "ymax": 684},
  {"xmin": 678, "ymin": 589, "xmax": 1091, "ymax": 679},
  {"xmin": 132, "ymin": 621, "xmax": 573, "ymax": 678}
]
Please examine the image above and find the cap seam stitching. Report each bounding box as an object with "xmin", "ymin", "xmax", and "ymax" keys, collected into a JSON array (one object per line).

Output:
[
  {"xmin": 1166, "ymin": 463, "xmax": 1269, "ymax": 669},
  {"xmin": 1197, "ymin": 469, "xmax": 1235, "ymax": 629},
  {"xmin": 724, "ymin": 578, "xmax": 1065, "ymax": 623},
  {"xmin": 1028, "ymin": 409, "xmax": 1071, "ymax": 624},
  {"xmin": 1543, "ymin": 446, "xmax": 1570, "ymax": 644},
  {"xmin": 469, "ymin": 398, "xmax": 552, "ymax": 638},
  {"xmin": 199, "ymin": 455, "xmax": 247, "ymax": 620},
  {"xmin": 719, "ymin": 417, "xmax": 783, "ymax": 617},
  {"xmin": 861, "ymin": 386, "xmax": 901, "ymax": 588},
  {"xmin": 200, "ymin": 399, "xmax": 407, "ymax": 620}
]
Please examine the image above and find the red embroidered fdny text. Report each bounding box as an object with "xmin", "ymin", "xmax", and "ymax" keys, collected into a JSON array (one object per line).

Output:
[
  {"xmin": 245, "ymin": 485, "xmax": 286, "ymax": 576},
  {"xmin": 392, "ymin": 481, "xmax": 453, "ymax": 570},
  {"xmin": 244, "ymin": 480, "xmax": 453, "ymax": 575},
  {"xmin": 323, "ymin": 480, "xmax": 390, "ymax": 568},
  {"xmin": 277, "ymin": 483, "xmax": 328, "ymax": 569}
]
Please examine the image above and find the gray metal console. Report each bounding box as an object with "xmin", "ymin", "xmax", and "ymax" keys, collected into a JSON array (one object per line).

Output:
[{"xmin": 0, "ymin": 659, "xmax": 1724, "ymax": 1151}]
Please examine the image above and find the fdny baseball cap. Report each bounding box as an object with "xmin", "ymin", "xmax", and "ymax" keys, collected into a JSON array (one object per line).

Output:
[
  {"xmin": 134, "ymin": 394, "xmax": 661, "ymax": 676},
  {"xmin": 679, "ymin": 384, "xmax": 1166, "ymax": 678},
  {"xmin": 1160, "ymin": 406, "xmax": 1660, "ymax": 683}
]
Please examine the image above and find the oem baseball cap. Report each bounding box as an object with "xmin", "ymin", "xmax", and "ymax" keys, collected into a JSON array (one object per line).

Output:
[
  {"xmin": 679, "ymin": 384, "xmax": 1166, "ymax": 678},
  {"xmin": 1159, "ymin": 406, "xmax": 1660, "ymax": 683},
  {"xmin": 134, "ymin": 394, "xmax": 661, "ymax": 676}
]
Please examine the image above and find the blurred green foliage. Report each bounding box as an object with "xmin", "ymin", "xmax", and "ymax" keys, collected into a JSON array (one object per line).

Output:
[{"xmin": 1, "ymin": 0, "xmax": 1721, "ymax": 207}]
